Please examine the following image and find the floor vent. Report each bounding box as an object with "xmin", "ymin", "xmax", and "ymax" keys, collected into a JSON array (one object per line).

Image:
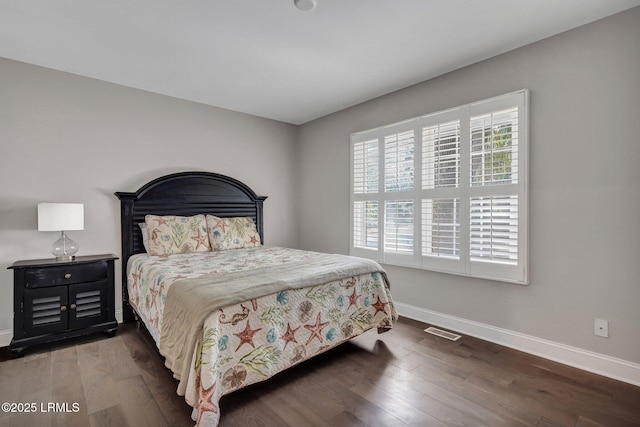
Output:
[{"xmin": 424, "ymin": 326, "xmax": 461, "ymax": 341}]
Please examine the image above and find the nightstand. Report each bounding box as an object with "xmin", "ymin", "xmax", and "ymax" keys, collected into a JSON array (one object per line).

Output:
[{"xmin": 8, "ymin": 254, "xmax": 118, "ymax": 355}]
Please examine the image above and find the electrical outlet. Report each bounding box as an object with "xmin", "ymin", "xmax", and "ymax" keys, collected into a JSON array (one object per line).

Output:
[{"xmin": 594, "ymin": 318, "xmax": 609, "ymax": 338}]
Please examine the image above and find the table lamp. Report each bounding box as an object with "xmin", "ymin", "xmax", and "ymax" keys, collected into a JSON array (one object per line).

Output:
[{"xmin": 37, "ymin": 203, "xmax": 84, "ymax": 261}]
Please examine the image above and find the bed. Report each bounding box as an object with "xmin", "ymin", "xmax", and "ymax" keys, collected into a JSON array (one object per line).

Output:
[{"xmin": 115, "ymin": 171, "xmax": 396, "ymax": 427}]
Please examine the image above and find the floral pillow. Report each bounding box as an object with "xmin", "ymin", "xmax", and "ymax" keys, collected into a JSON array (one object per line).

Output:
[
  {"xmin": 206, "ymin": 215, "xmax": 261, "ymax": 250},
  {"xmin": 144, "ymin": 214, "xmax": 211, "ymax": 255},
  {"xmin": 139, "ymin": 222, "xmax": 150, "ymax": 253}
]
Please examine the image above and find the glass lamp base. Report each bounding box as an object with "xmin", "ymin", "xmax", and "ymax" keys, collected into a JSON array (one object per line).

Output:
[{"xmin": 52, "ymin": 231, "xmax": 79, "ymax": 261}]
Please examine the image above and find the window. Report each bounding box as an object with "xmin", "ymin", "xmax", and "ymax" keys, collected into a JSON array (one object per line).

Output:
[{"xmin": 350, "ymin": 90, "xmax": 528, "ymax": 284}]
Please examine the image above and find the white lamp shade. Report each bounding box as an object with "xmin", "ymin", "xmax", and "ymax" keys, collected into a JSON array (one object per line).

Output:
[{"xmin": 38, "ymin": 203, "xmax": 84, "ymax": 231}]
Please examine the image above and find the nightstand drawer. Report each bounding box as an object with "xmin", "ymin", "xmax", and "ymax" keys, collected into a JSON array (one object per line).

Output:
[{"xmin": 24, "ymin": 262, "xmax": 107, "ymax": 288}]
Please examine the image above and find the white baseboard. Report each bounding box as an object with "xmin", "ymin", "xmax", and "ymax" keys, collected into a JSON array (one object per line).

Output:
[
  {"xmin": 3, "ymin": 304, "xmax": 638, "ymax": 387},
  {"xmin": 0, "ymin": 329, "xmax": 11, "ymax": 348},
  {"xmin": 396, "ymin": 302, "xmax": 640, "ymax": 387}
]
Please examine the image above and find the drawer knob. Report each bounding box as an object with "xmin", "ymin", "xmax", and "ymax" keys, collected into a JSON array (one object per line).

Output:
[
  {"xmin": 64, "ymin": 273, "xmax": 72, "ymax": 279},
  {"xmin": 70, "ymin": 304, "xmax": 77, "ymax": 310},
  {"xmin": 60, "ymin": 306, "xmax": 67, "ymax": 312}
]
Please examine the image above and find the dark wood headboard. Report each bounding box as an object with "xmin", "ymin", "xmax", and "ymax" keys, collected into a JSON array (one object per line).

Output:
[{"xmin": 115, "ymin": 171, "xmax": 267, "ymax": 322}]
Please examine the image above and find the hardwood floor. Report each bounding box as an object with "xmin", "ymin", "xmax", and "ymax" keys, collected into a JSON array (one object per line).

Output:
[{"xmin": 1, "ymin": 317, "xmax": 639, "ymax": 427}]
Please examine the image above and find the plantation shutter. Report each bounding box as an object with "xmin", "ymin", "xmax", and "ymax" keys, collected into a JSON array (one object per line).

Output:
[
  {"xmin": 351, "ymin": 90, "xmax": 528, "ymax": 284},
  {"xmin": 352, "ymin": 138, "xmax": 380, "ymax": 253},
  {"xmin": 467, "ymin": 96, "xmax": 526, "ymax": 282}
]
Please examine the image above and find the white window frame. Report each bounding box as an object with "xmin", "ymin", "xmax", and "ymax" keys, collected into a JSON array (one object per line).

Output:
[{"xmin": 350, "ymin": 90, "xmax": 529, "ymax": 284}]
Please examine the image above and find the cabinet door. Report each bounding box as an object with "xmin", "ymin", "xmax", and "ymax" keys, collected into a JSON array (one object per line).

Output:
[
  {"xmin": 24, "ymin": 286, "xmax": 69, "ymax": 336},
  {"xmin": 68, "ymin": 280, "xmax": 109, "ymax": 330}
]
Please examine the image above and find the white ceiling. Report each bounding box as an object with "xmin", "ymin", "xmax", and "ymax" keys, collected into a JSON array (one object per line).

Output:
[{"xmin": 1, "ymin": 1, "xmax": 639, "ymax": 124}]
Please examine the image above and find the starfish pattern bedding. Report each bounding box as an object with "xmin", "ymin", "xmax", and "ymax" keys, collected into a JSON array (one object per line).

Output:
[{"xmin": 127, "ymin": 246, "xmax": 396, "ymax": 426}]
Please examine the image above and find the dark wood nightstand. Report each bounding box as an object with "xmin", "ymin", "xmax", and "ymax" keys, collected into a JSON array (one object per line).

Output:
[{"xmin": 8, "ymin": 254, "xmax": 118, "ymax": 355}]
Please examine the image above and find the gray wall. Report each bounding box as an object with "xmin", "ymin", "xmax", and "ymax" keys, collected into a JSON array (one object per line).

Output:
[
  {"xmin": 0, "ymin": 59, "xmax": 299, "ymax": 335},
  {"xmin": 296, "ymin": 8, "xmax": 640, "ymax": 364}
]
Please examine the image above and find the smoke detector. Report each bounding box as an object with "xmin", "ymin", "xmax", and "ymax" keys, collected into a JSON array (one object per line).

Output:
[{"xmin": 294, "ymin": 0, "xmax": 316, "ymax": 11}]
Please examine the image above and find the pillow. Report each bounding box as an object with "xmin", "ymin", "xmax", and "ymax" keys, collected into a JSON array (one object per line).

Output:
[
  {"xmin": 139, "ymin": 222, "xmax": 150, "ymax": 253},
  {"xmin": 144, "ymin": 214, "xmax": 211, "ymax": 256},
  {"xmin": 206, "ymin": 215, "xmax": 261, "ymax": 250}
]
